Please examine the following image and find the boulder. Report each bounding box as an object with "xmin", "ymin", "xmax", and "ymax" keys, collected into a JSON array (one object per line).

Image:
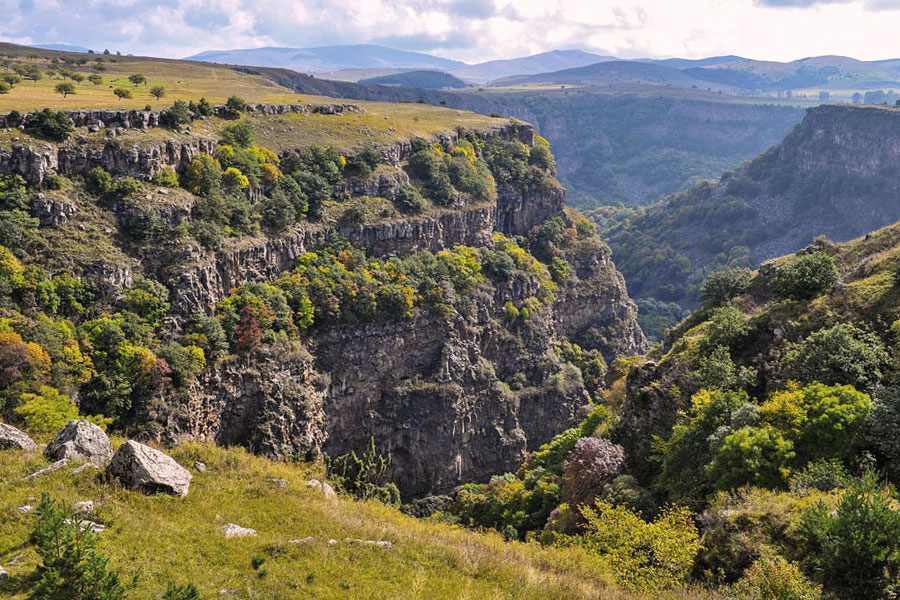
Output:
[
  {"xmin": 107, "ymin": 440, "xmax": 192, "ymax": 497},
  {"xmin": 0, "ymin": 423, "xmax": 37, "ymax": 451},
  {"xmin": 306, "ymin": 479, "xmax": 337, "ymax": 499},
  {"xmin": 222, "ymin": 523, "xmax": 257, "ymax": 538},
  {"xmin": 24, "ymin": 458, "xmax": 69, "ymax": 480},
  {"xmin": 45, "ymin": 420, "xmax": 113, "ymax": 465}
]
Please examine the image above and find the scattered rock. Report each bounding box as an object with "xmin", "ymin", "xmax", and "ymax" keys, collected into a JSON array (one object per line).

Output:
[
  {"xmin": 17, "ymin": 504, "xmax": 33, "ymax": 514},
  {"xmin": 267, "ymin": 477, "xmax": 288, "ymax": 489},
  {"xmin": 107, "ymin": 440, "xmax": 192, "ymax": 497},
  {"xmin": 194, "ymin": 461, "xmax": 207, "ymax": 473},
  {"xmin": 0, "ymin": 423, "xmax": 37, "ymax": 452},
  {"xmin": 73, "ymin": 500, "xmax": 95, "ymax": 514},
  {"xmin": 327, "ymin": 539, "xmax": 338, "ymax": 545},
  {"xmin": 0, "ymin": 566, "xmax": 7, "ymax": 580},
  {"xmin": 24, "ymin": 458, "xmax": 69, "ymax": 480},
  {"xmin": 288, "ymin": 536, "xmax": 316, "ymax": 545},
  {"xmin": 65, "ymin": 518, "xmax": 106, "ymax": 534},
  {"xmin": 345, "ymin": 538, "xmax": 393, "ymax": 550},
  {"xmin": 45, "ymin": 420, "xmax": 113, "ymax": 466},
  {"xmin": 222, "ymin": 523, "xmax": 257, "ymax": 538},
  {"xmin": 72, "ymin": 463, "xmax": 100, "ymax": 476},
  {"xmin": 306, "ymin": 479, "xmax": 337, "ymax": 499}
]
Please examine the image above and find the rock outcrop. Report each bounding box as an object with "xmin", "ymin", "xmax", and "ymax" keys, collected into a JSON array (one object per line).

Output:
[
  {"xmin": 107, "ymin": 440, "xmax": 192, "ymax": 497},
  {"xmin": 45, "ymin": 420, "xmax": 113, "ymax": 466},
  {"xmin": 0, "ymin": 423, "xmax": 37, "ymax": 451}
]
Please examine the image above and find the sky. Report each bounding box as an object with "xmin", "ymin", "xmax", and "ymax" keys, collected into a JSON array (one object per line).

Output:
[{"xmin": 3, "ymin": 0, "xmax": 900, "ymax": 64}]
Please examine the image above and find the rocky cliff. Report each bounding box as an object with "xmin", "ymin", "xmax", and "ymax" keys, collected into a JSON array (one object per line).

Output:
[
  {"xmin": 602, "ymin": 104, "xmax": 900, "ymax": 317},
  {"xmin": 1, "ymin": 113, "xmax": 644, "ymax": 498}
]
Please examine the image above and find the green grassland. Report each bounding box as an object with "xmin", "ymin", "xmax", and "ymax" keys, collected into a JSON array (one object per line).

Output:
[{"xmin": 0, "ymin": 442, "xmax": 713, "ymax": 600}]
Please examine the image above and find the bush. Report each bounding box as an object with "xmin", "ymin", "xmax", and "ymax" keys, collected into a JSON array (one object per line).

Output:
[
  {"xmin": 151, "ymin": 166, "xmax": 179, "ymax": 188},
  {"xmin": 221, "ymin": 122, "xmax": 253, "ymax": 148},
  {"xmin": 159, "ymin": 100, "xmax": 192, "ymax": 128},
  {"xmin": 393, "ymin": 184, "xmax": 427, "ymax": 213},
  {"xmin": 573, "ymin": 501, "xmax": 700, "ymax": 591},
  {"xmin": 778, "ymin": 323, "xmax": 888, "ymax": 392},
  {"xmin": 772, "ymin": 252, "xmax": 839, "ymax": 300},
  {"xmin": 30, "ymin": 493, "xmax": 131, "ymax": 599},
  {"xmin": 562, "ymin": 437, "xmax": 626, "ymax": 507},
  {"xmin": 789, "ymin": 459, "xmax": 851, "ymax": 493},
  {"xmin": 14, "ymin": 385, "xmax": 78, "ymax": 434},
  {"xmin": 701, "ymin": 267, "xmax": 753, "ymax": 306},
  {"xmin": 799, "ymin": 472, "xmax": 900, "ymax": 599},
  {"xmin": 261, "ymin": 192, "xmax": 296, "ymax": 233},
  {"xmin": 704, "ymin": 304, "xmax": 751, "ymax": 349},
  {"xmin": 121, "ymin": 278, "xmax": 170, "ymax": 328},
  {"xmin": 86, "ymin": 167, "xmax": 114, "ymax": 195},
  {"xmin": 183, "ymin": 155, "xmax": 222, "ymax": 197},
  {"xmin": 869, "ymin": 385, "xmax": 900, "ymax": 480},
  {"xmin": 326, "ymin": 437, "xmax": 400, "ymax": 505},
  {"xmin": 726, "ymin": 555, "xmax": 822, "ymax": 600},
  {"xmin": 25, "ymin": 109, "xmax": 75, "ymax": 142}
]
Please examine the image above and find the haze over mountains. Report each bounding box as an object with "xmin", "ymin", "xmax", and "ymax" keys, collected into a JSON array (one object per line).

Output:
[{"xmin": 188, "ymin": 43, "xmax": 900, "ymax": 93}]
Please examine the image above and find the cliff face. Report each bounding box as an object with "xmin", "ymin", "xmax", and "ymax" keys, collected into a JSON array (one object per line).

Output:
[{"xmin": 2, "ymin": 116, "xmax": 645, "ymax": 497}]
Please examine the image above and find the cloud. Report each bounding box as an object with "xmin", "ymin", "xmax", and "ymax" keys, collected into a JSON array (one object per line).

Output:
[
  {"xmin": 755, "ymin": 0, "xmax": 900, "ymax": 8},
  {"xmin": 1, "ymin": 0, "xmax": 900, "ymax": 64}
]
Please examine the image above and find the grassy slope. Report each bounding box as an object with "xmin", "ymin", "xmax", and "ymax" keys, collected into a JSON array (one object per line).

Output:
[{"xmin": 0, "ymin": 442, "xmax": 707, "ymax": 600}]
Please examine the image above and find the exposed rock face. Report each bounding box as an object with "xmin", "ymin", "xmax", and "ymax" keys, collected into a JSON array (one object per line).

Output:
[
  {"xmin": 107, "ymin": 440, "xmax": 192, "ymax": 497},
  {"xmin": 31, "ymin": 193, "xmax": 77, "ymax": 227},
  {"xmin": 495, "ymin": 184, "xmax": 565, "ymax": 237},
  {"xmin": 162, "ymin": 344, "xmax": 327, "ymax": 461},
  {"xmin": 0, "ymin": 423, "xmax": 37, "ymax": 451},
  {"xmin": 45, "ymin": 420, "xmax": 114, "ymax": 466}
]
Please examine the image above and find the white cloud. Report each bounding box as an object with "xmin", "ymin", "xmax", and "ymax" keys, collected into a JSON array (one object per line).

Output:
[{"xmin": 1, "ymin": 0, "xmax": 900, "ymax": 62}]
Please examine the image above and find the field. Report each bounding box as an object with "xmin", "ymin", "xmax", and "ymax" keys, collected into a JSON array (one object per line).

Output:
[{"xmin": 0, "ymin": 442, "xmax": 715, "ymax": 600}]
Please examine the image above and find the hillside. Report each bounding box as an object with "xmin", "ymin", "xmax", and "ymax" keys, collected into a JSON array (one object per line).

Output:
[
  {"xmin": 188, "ymin": 45, "xmax": 465, "ymax": 74},
  {"xmin": 600, "ymin": 104, "xmax": 900, "ymax": 336},
  {"xmin": 359, "ymin": 70, "xmax": 467, "ymax": 89},
  {"xmin": 453, "ymin": 50, "xmax": 614, "ymax": 83},
  {"xmin": 0, "ymin": 440, "xmax": 687, "ymax": 599},
  {"xmin": 493, "ymin": 61, "xmax": 724, "ymax": 90},
  {"xmin": 243, "ymin": 67, "xmax": 806, "ymax": 207}
]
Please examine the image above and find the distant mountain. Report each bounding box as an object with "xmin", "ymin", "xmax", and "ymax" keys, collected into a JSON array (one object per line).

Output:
[
  {"xmin": 33, "ymin": 43, "xmax": 91, "ymax": 53},
  {"xmin": 359, "ymin": 70, "xmax": 467, "ymax": 89},
  {"xmin": 451, "ymin": 50, "xmax": 614, "ymax": 83},
  {"xmin": 493, "ymin": 60, "xmax": 724, "ymax": 90},
  {"xmin": 187, "ymin": 44, "xmax": 464, "ymax": 74}
]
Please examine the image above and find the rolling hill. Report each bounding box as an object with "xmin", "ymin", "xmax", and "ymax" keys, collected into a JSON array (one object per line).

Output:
[
  {"xmin": 359, "ymin": 70, "xmax": 467, "ymax": 89},
  {"xmin": 187, "ymin": 44, "xmax": 464, "ymax": 74},
  {"xmin": 493, "ymin": 61, "xmax": 728, "ymax": 90},
  {"xmin": 452, "ymin": 49, "xmax": 614, "ymax": 83}
]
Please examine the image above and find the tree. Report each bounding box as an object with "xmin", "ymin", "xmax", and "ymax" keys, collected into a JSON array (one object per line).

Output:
[
  {"xmin": 799, "ymin": 473, "xmax": 900, "ymax": 599},
  {"xmin": 772, "ymin": 252, "xmax": 839, "ymax": 300},
  {"xmin": 70, "ymin": 73, "xmax": 84, "ymax": 83},
  {"xmin": 54, "ymin": 82, "xmax": 76, "ymax": 98},
  {"xmin": 127, "ymin": 73, "xmax": 146, "ymax": 86},
  {"xmin": 778, "ymin": 323, "xmax": 888, "ymax": 392},
  {"xmin": 0, "ymin": 82, "xmax": 10, "ymax": 95},
  {"xmin": 149, "ymin": 85, "xmax": 165, "ymax": 100},
  {"xmin": 561, "ymin": 437, "xmax": 625, "ymax": 507},
  {"xmin": 30, "ymin": 493, "xmax": 130, "ymax": 599},
  {"xmin": 87, "ymin": 74, "xmax": 103, "ymax": 85},
  {"xmin": 113, "ymin": 88, "xmax": 131, "ymax": 101},
  {"xmin": 701, "ymin": 267, "xmax": 753, "ymax": 306},
  {"xmin": 233, "ymin": 306, "xmax": 262, "ymax": 354},
  {"xmin": 221, "ymin": 121, "xmax": 253, "ymax": 148},
  {"xmin": 183, "ymin": 154, "xmax": 222, "ymax": 197},
  {"xmin": 24, "ymin": 109, "xmax": 74, "ymax": 142},
  {"xmin": 15, "ymin": 385, "xmax": 78, "ymax": 434}
]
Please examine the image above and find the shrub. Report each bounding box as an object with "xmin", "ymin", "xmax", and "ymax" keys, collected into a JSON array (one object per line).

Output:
[
  {"xmin": 24, "ymin": 109, "xmax": 74, "ymax": 142},
  {"xmin": 54, "ymin": 82, "xmax": 76, "ymax": 97},
  {"xmin": 704, "ymin": 304, "xmax": 750, "ymax": 349},
  {"xmin": 789, "ymin": 458, "xmax": 851, "ymax": 493},
  {"xmin": 327, "ymin": 437, "xmax": 400, "ymax": 505},
  {"xmin": 709, "ymin": 424, "xmax": 795, "ymax": 490},
  {"xmin": 14, "ymin": 385, "xmax": 78, "ymax": 434},
  {"xmin": 701, "ymin": 268, "xmax": 753, "ymax": 306},
  {"xmin": 869, "ymin": 385, "xmax": 900, "ymax": 480},
  {"xmin": 261, "ymin": 192, "xmax": 296, "ymax": 233},
  {"xmin": 393, "ymin": 184, "xmax": 427, "ymax": 213},
  {"xmin": 160, "ymin": 100, "xmax": 192, "ymax": 128},
  {"xmin": 772, "ymin": 252, "xmax": 839, "ymax": 300},
  {"xmin": 221, "ymin": 167, "xmax": 249, "ymax": 191},
  {"xmin": 778, "ymin": 323, "xmax": 888, "ymax": 392},
  {"xmin": 692, "ymin": 345, "xmax": 757, "ymax": 391},
  {"xmin": 221, "ymin": 122, "xmax": 253, "ymax": 148},
  {"xmin": 726, "ymin": 555, "xmax": 822, "ymax": 600},
  {"xmin": 562, "ymin": 437, "xmax": 626, "ymax": 507},
  {"xmin": 30, "ymin": 493, "xmax": 131, "ymax": 599},
  {"xmin": 121, "ymin": 278, "xmax": 170, "ymax": 327},
  {"xmin": 573, "ymin": 501, "xmax": 700, "ymax": 591},
  {"xmin": 799, "ymin": 472, "xmax": 900, "ymax": 599},
  {"xmin": 183, "ymin": 154, "xmax": 222, "ymax": 197},
  {"xmin": 151, "ymin": 166, "xmax": 179, "ymax": 188},
  {"xmin": 86, "ymin": 167, "xmax": 114, "ymax": 195},
  {"xmin": 113, "ymin": 87, "xmax": 132, "ymax": 100}
]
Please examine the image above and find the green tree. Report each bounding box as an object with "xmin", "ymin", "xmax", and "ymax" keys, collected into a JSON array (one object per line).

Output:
[
  {"xmin": 14, "ymin": 385, "xmax": 78, "ymax": 434},
  {"xmin": 799, "ymin": 473, "xmax": 900, "ymax": 599},
  {"xmin": 183, "ymin": 155, "xmax": 222, "ymax": 198},
  {"xmin": 149, "ymin": 85, "xmax": 165, "ymax": 100},
  {"xmin": 701, "ymin": 267, "xmax": 753, "ymax": 307},
  {"xmin": 30, "ymin": 493, "xmax": 130, "ymax": 600},
  {"xmin": 127, "ymin": 73, "xmax": 146, "ymax": 86},
  {"xmin": 113, "ymin": 88, "xmax": 131, "ymax": 101},
  {"xmin": 772, "ymin": 252, "xmax": 839, "ymax": 300},
  {"xmin": 87, "ymin": 74, "xmax": 103, "ymax": 85},
  {"xmin": 221, "ymin": 121, "xmax": 253, "ymax": 148}
]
